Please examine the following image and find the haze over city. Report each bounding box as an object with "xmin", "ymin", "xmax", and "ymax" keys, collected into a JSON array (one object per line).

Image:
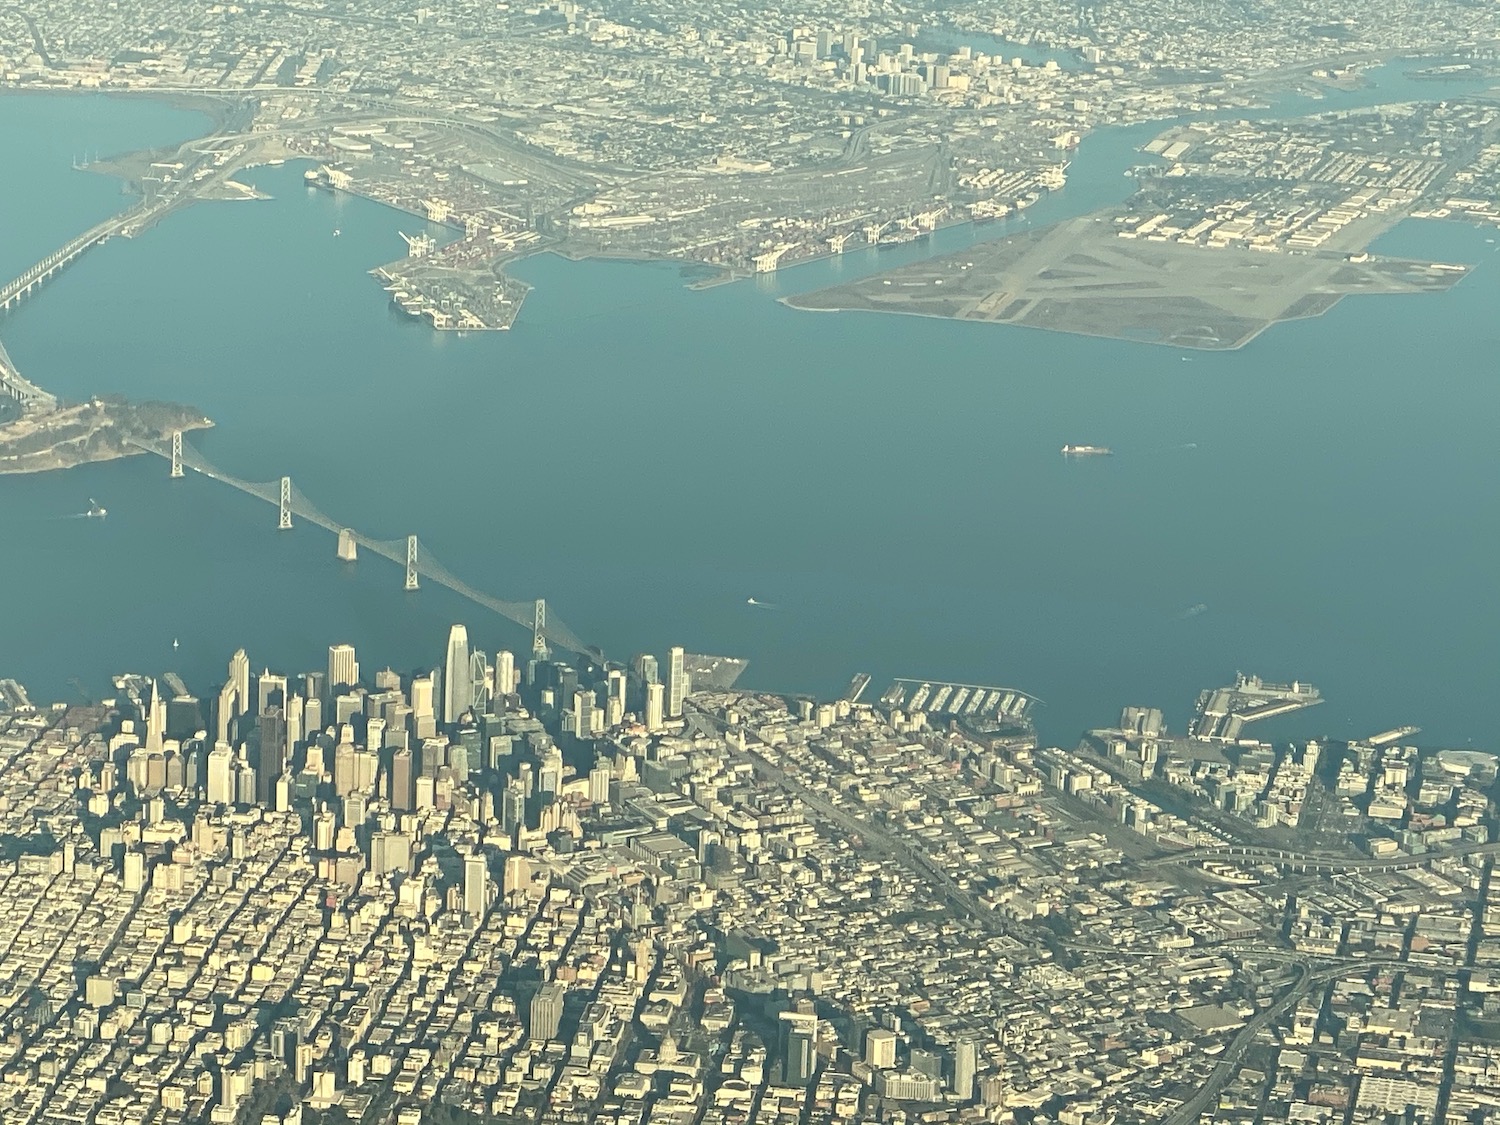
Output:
[{"xmin": 0, "ymin": 2, "xmax": 1498, "ymax": 1125}]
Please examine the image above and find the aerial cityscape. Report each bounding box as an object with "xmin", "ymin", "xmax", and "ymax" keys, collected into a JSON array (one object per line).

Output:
[{"xmin": 2, "ymin": 0, "xmax": 1500, "ymax": 1123}]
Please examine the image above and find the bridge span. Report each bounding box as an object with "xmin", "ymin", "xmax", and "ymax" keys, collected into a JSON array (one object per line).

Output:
[
  {"xmin": 128, "ymin": 433, "xmax": 592, "ymax": 657},
  {"xmin": 0, "ymin": 336, "xmax": 56, "ymax": 414},
  {"xmin": 0, "ymin": 211, "xmax": 136, "ymax": 314}
]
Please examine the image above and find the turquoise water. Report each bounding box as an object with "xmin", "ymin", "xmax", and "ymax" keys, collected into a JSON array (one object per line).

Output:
[{"xmin": 0, "ymin": 85, "xmax": 1496, "ymax": 749}]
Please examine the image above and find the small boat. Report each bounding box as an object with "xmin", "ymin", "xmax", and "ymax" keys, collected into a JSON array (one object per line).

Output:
[
  {"xmin": 1061, "ymin": 445, "xmax": 1111, "ymax": 456},
  {"xmin": 172, "ymin": 638, "xmax": 180, "ymax": 650},
  {"xmin": 333, "ymin": 228, "xmax": 341, "ymax": 237},
  {"xmin": 85, "ymin": 499, "xmax": 107, "ymax": 518}
]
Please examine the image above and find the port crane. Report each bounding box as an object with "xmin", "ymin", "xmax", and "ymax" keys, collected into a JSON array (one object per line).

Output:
[
  {"xmin": 752, "ymin": 243, "xmax": 795, "ymax": 272},
  {"xmin": 399, "ymin": 231, "xmax": 436, "ymax": 259},
  {"xmin": 826, "ymin": 232, "xmax": 851, "ymax": 254}
]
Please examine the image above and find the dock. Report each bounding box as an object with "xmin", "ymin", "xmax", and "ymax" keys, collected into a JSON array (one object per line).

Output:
[
  {"xmin": 880, "ymin": 677, "xmax": 1039, "ymax": 728},
  {"xmin": 1189, "ymin": 672, "xmax": 1322, "ymax": 741}
]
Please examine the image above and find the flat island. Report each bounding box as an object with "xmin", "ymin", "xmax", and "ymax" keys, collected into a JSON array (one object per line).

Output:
[
  {"xmin": 783, "ymin": 213, "xmax": 1468, "ymax": 350},
  {"xmin": 0, "ymin": 397, "xmax": 211, "ymax": 474}
]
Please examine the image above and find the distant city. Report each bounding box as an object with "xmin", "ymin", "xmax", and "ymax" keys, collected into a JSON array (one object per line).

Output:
[
  {"xmin": 0, "ymin": 624, "xmax": 1493, "ymax": 1125},
  {"xmin": 2, "ymin": 0, "xmax": 1499, "ymax": 1124}
]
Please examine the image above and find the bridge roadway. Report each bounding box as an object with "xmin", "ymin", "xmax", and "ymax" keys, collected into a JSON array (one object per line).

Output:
[
  {"xmin": 126, "ymin": 435, "xmax": 590, "ymax": 656},
  {"xmin": 0, "ymin": 336, "xmax": 56, "ymax": 412},
  {"xmin": 1146, "ymin": 839, "xmax": 1500, "ymax": 873}
]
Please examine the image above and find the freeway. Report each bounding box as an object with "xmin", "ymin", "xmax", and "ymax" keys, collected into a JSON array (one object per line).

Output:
[{"xmin": 1149, "ymin": 839, "xmax": 1500, "ymax": 873}]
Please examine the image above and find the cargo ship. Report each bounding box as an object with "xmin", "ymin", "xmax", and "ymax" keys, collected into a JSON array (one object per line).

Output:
[{"xmin": 1061, "ymin": 444, "xmax": 1112, "ymax": 456}]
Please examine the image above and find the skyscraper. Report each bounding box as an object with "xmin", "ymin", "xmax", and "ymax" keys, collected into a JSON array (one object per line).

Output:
[
  {"xmin": 228, "ymin": 649, "xmax": 251, "ymax": 723},
  {"xmin": 444, "ymin": 625, "xmax": 472, "ymax": 724},
  {"xmin": 666, "ymin": 646, "xmax": 687, "ymax": 718},
  {"xmin": 327, "ymin": 644, "xmax": 359, "ymax": 693},
  {"xmin": 256, "ymin": 671, "xmax": 287, "ymax": 721},
  {"xmin": 645, "ymin": 682, "xmax": 665, "ymax": 732},
  {"xmin": 494, "ymin": 650, "xmax": 515, "ymax": 700},
  {"xmin": 952, "ymin": 1036, "xmax": 977, "ymax": 1101},
  {"xmin": 529, "ymin": 982, "xmax": 566, "ymax": 1041},
  {"xmin": 206, "ymin": 742, "xmax": 234, "ymax": 805},
  {"xmin": 463, "ymin": 850, "xmax": 487, "ymax": 920},
  {"xmin": 256, "ymin": 708, "xmax": 285, "ymax": 806},
  {"xmin": 866, "ymin": 1027, "xmax": 897, "ymax": 1069},
  {"xmin": 145, "ymin": 680, "xmax": 165, "ymax": 755},
  {"xmin": 389, "ymin": 746, "xmax": 414, "ymax": 811},
  {"xmin": 781, "ymin": 1010, "xmax": 817, "ymax": 1085}
]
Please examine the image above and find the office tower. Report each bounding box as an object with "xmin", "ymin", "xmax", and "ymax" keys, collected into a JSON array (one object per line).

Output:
[
  {"xmin": 228, "ymin": 649, "xmax": 250, "ymax": 723},
  {"xmin": 866, "ymin": 1027, "xmax": 897, "ymax": 1068},
  {"xmin": 571, "ymin": 689, "xmax": 594, "ymax": 740},
  {"xmin": 302, "ymin": 671, "xmax": 326, "ymax": 707},
  {"xmin": 953, "ymin": 1037, "xmax": 977, "ymax": 1101},
  {"xmin": 256, "ymin": 671, "xmax": 286, "ymax": 721},
  {"xmin": 636, "ymin": 653, "xmax": 659, "ymax": 685},
  {"xmin": 366, "ymin": 716, "xmax": 386, "ymax": 756},
  {"xmin": 123, "ymin": 849, "xmax": 145, "ymax": 892},
  {"xmin": 463, "ymin": 850, "xmax": 487, "ymax": 919},
  {"xmin": 501, "ymin": 782, "xmax": 525, "ymax": 834},
  {"xmin": 256, "ymin": 708, "xmax": 285, "ymax": 806},
  {"xmin": 327, "ymin": 644, "xmax": 358, "ymax": 693},
  {"xmin": 333, "ymin": 744, "xmax": 356, "ymax": 797},
  {"xmin": 215, "ymin": 681, "xmax": 236, "ymax": 746},
  {"xmin": 538, "ymin": 747, "xmax": 564, "ymax": 794},
  {"xmin": 235, "ymin": 760, "xmax": 257, "ymax": 806},
  {"xmin": 389, "ymin": 746, "xmax": 414, "ymax": 811},
  {"xmin": 494, "ymin": 651, "xmax": 515, "ymax": 699},
  {"xmin": 781, "ymin": 1011, "xmax": 817, "ymax": 1085},
  {"xmin": 503, "ymin": 853, "xmax": 530, "ymax": 894},
  {"xmin": 666, "ymin": 646, "xmax": 687, "ymax": 718},
  {"xmin": 285, "ymin": 694, "xmax": 303, "ymax": 751},
  {"xmin": 645, "ymin": 682, "xmax": 665, "ymax": 732},
  {"xmin": 144, "ymin": 680, "xmax": 165, "ymax": 754},
  {"xmin": 588, "ymin": 764, "xmax": 611, "ymax": 805},
  {"xmin": 411, "ymin": 674, "xmax": 435, "ymax": 722},
  {"xmin": 334, "ymin": 693, "xmax": 363, "ymax": 725},
  {"xmin": 374, "ymin": 667, "xmax": 402, "ymax": 691},
  {"xmin": 206, "ymin": 742, "xmax": 234, "ymax": 805},
  {"xmin": 444, "ymin": 624, "xmax": 472, "ymax": 724},
  {"xmin": 420, "ymin": 738, "xmax": 446, "ymax": 779},
  {"xmin": 303, "ymin": 696, "xmax": 323, "ymax": 737},
  {"xmin": 447, "ymin": 743, "xmax": 469, "ymax": 783},
  {"xmin": 529, "ymin": 982, "xmax": 566, "ymax": 1041},
  {"xmin": 910, "ymin": 1048, "xmax": 942, "ymax": 1079}
]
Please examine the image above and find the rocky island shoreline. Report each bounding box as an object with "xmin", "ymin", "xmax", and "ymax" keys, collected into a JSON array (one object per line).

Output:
[{"xmin": 0, "ymin": 396, "xmax": 211, "ymax": 475}]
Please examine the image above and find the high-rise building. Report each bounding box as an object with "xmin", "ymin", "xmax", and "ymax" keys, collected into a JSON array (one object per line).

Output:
[
  {"xmin": 389, "ymin": 746, "xmax": 414, "ymax": 811},
  {"xmin": 781, "ymin": 1010, "xmax": 817, "ymax": 1085},
  {"xmin": 666, "ymin": 646, "xmax": 687, "ymax": 718},
  {"xmin": 645, "ymin": 682, "xmax": 665, "ymax": 732},
  {"xmin": 327, "ymin": 644, "xmax": 359, "ymax": 693},
  {"xmin": 463, "ymin": 850, "xmax": 488, "ymax": 919},
  {"xmin": 494, "ymin": 650, "xmax": 515, "ymax": 700},
  {"xmin": 145, "ymin": 680, "xmax": 165, "ymax": 754},
  {"xmin": 444, "ymin": 624, "xmax": 472, "ymax": 725},
  {"xmin": 228, "ymin": 649, "xmax": 251, "ymax": 723},
  {"xmin": 256, "ymin": 671, "xmax": 287, "ymax": 721},
  {"xmin": 530, "ymin": 982, "xmax": 566, "ymax": 1041},
  {"xmin": 953, "ymin": 1037, "xmax": 977, "ymax": 1101},
  {"xmin": 588, "ymin": 764, "xmax": 611, "ymax": 805},
  {"xmin": 206, "ymin": 742, "xmax": 234, "ymax": 805},
  {"xmin": 256, "ymin": 708, "xmax": 285, "ymax": 806},
  {"xmin": 866, "ymin": 1027, "xmax": 898, "ymax": 1069}
]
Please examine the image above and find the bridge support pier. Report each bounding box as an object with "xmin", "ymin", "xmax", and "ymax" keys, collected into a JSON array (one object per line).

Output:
[
  {"xmin": 278, "ymin": 477, "xmax": 293, "ymax": 530},
  {"xmin": 532, "ymin": 599, "xmax": 549, "ymax": 661},
  {"xmin": 337, "ymin": 528, "xmax": 357, "ymax": 562},
  {"xmin": 404, "ymin": 536, "xmax": 419, "ymax": 591},
  {"xmin": 170, "ymin": 431, "xmax": 183, "ymax": 479}
]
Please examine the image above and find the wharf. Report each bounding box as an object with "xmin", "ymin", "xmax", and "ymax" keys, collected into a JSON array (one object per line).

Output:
[
  {"xmin": 881, "ymin": 677, "xmax": 1038, "ymax": 729},
  {"xmin": 1189, "ymin": 673, "xmax": 1322, "ymax": 741}
]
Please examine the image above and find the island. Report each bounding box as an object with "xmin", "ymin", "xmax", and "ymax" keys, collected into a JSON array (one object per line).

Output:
[{"xmin": 0, "ymin": 396, "xmax": 211, "ymax": 475}]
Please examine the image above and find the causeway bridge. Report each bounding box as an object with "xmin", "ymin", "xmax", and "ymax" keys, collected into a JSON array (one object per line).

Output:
[
  {"xmin": 0, "ymin": 212, "xmax": 135, "ymax": 314},
  {"xmin": 129, "ymin": 432, "xmax": 592, "ymax": 658},
  {"xmin": 0, "ymin": 336, "xmax": 56, "ymax": 414}
]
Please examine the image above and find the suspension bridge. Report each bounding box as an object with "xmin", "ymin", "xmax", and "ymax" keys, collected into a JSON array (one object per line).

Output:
[{"xmin": 128, "ymin": 431, "xmax": 592, "ymax": 658}]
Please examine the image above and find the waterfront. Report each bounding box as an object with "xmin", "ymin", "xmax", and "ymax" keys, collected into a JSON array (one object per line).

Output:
[{"xmin": 0, "ymin": 86, "xmax": 1497, "ymax": 747}]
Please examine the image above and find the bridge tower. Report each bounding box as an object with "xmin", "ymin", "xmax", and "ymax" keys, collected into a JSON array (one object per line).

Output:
[
  {"xmin": 532, "ymin": 599, "xmax": 550, "ymax": 662},
  {"xmin": 337, "ymin": 528, "xmax": 357, "ymax": 562},
  {"xmin": 169, "ymin": 431, "xmax": 184, "ymax": 478},
  {"xmin": 278, "ymin": 477, "xmax": 293, "ymax": 530},
  {"xmin": 404, "ymin": 536, "xmax": 420, "ymax": 591}
]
